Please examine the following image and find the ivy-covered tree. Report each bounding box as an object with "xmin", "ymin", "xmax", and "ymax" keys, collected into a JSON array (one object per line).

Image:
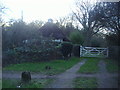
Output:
[
  {"xmin": 61, "ymin": 42, "xmax": 73, "ymax": 60},
  {"xmin": 2, "ymin": 20, "xmax": 44, "ymax": 50},
  {"xmin": 98, "ymin": 2, "xmax": 120, "ymax": 46},
  {"xmin": 72, "ymin": 0, "xmax": 104, "ymax": 46}
]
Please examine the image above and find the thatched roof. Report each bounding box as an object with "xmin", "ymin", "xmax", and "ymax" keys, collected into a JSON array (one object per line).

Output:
[{"xmin": 39, "ymin": 22, "xmax": 69, "ymax": 41}]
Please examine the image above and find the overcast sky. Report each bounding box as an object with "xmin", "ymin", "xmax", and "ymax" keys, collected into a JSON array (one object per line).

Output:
[{"xmin": 2, "ymin": 0, "xmax": 75, "ymax": 23}]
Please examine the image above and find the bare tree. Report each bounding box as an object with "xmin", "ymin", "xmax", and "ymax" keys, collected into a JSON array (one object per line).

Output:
[
  {"xmin": 56, "ymin": 17, "xmax": 71, "ymax": 28},
  {"xmin": 0, "ymin": 4, "xmax": 6, "ymax": 24},
  {"xmin": 72, "ymin": 0, "xmax": 104, "ymax": 46}
]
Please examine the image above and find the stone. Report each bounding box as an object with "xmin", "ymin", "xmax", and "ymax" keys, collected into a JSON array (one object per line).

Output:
[{"xmin": 21, "ymin": 71, "xmax": 31, "ymax": 83}]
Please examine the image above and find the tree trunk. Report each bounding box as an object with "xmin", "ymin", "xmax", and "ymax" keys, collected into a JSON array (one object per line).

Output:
[{"xmin": 21, "ymin": 72, "xmax": 31, "ymax": 83}]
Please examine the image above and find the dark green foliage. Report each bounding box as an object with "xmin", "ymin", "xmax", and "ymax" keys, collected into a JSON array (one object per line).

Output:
[
  {"xmin": 3, "ymin": 38, "xmax": 62, "ymax": 66},
  {"xmin": 69, "ymin": 31, "xmax": 84, "ymax": 45},
  {"xmin": 73, "ymin": 44, "xmax": 80, "ymax": 57},
  {"xmin": 3, "ymin": 49, "xmax": 20, "ymax": 66},
  {"xmin": 106, "ymin": 34, "xmax": 119, "ymax": 46},
  {"xmin": 91, "ymin": 35, "xmax": 106, "ymax": 47},
  {"xmin": 108, "ymin": 46, "xmax": 120, "ymax": 61},
  {"xmin": 106, "ymin": 33, "xmax": 119, "ymax": 61},
  {"xmin": 61, "ymin": 42, "xmax": 73, "ymax": 59}
]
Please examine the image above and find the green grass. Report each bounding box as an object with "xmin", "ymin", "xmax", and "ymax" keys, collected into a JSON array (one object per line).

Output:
[
  {"xmin": 78, "ymin": 57, "xmax": 100, "ymax": 73},
  {"xmin": 105, "ymin": 59, "xmax": 118, "ymax": 73},
  {"xmin": 0, "ymin": 79, "xmax": 2, "ymax": 89},
  {"xmin": 3, "ymin": 57, "xmax": 81, "ymax": 75},
  {"xmin": 74, "ymin": 77, "xmax": 98, "ymax": 88},
  {"xmin": 2, "ymin": 78, "xmax": 53, "ymax": 88},
  {"xmin": 2, "ymin": 79, "xmax": 17, "ymax": 88}
]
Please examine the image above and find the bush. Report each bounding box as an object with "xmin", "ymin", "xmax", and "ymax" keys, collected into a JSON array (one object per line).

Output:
[
  {"xmin": 69, "ymin": 31, "xmax": 84, "ymax": 45},
  {"xmin": 16, "ymin": 39, "xmax": 62, "ymax": 61},
  {"xmin": 91, "ymin": 35, "xmax": 106, "ymax": 47},
  {"xmin": 108, "ymin": 46, "xmax": 120, "ymax": 61},
  {"xmin": 106, "ymin": 34, "xmax": 118, "ymax": 46},
  {"xmin": 3, "ymin": 38, "xmax": 63, "ymax": 66},
  {"xmin": 61, "ymin": 42, "xmax": 73, "ymax": 59}
]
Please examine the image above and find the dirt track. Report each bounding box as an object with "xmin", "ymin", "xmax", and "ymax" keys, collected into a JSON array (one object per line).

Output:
[{"xmin": 2, "ymin": 60, "xmax": 119, "ymax": 88}]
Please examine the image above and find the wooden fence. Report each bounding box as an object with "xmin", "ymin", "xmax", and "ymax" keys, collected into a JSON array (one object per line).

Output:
[{"xmin": 80, "ymin": 46, "xmax": 108, "ymax": 57}]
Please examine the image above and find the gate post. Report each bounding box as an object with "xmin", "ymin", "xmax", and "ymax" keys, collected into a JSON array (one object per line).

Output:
[
  {"xmin": 106, "ymin": 47, "xmax": 109, "ymax": 57},
  {"xmin": 80, "ymin": 46, "xmax": 82, "ymax": 57}
]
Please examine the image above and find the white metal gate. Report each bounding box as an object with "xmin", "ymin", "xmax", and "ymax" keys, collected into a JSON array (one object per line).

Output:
[{"xmin": 80, "ymin": 46, "xmax": 108, "ymax": 57}]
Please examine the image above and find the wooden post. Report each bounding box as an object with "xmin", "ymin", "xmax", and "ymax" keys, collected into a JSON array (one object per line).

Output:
[
  {"xmin": 21, "ymin": 71, "xmax": 31, "ymax": 83},
  {"xmin": 106, "ymin": 47, "xmax": 109, "ymax": 57},
  {"xmin": 80, "ymin": 46, "xmax": 82, "ymax": 57}
]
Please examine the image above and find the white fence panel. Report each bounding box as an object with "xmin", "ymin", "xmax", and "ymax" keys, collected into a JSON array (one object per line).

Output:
[{"xmin": 80, "ymin": 46, "xmax": 108, "ymax": 57}]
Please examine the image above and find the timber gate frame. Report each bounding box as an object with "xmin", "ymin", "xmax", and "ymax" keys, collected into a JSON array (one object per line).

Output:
[{"xmin": 80, "ymin": 46, "xmax": 108, "ymax": 57}]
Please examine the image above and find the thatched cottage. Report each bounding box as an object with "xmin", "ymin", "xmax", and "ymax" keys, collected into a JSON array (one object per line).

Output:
[{"xmin": 39, "ymin": 20, "xmax": 69, "ymax": 42}]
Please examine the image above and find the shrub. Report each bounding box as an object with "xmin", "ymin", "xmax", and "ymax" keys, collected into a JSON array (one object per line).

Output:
[
  {"xmin": 2, "ymin": 49, "xmax": 21, "ymax": 66},
  {"xmin": 108, "ymin": 46, "xmax": 120, "ymax": 61},
  {"xmin": 91, "ymin": 34, "xmax": 107, "ymax": 47},
  {"xmin": 15, "ymin": 39, "xmax": 61, "ymax": 61},
  {"xmin": 69, "ymin": 31, "xmax": 84, "ymax": 45},
  {"xmin": 3, "ymin": 38, "xmax": 62, "ymax": 66},
  {"xmin": 106, "ymin": 34, "xmax": 118, "ymax": 46},
  {"xmin": 61, "ymin": 42, "xmax": 73, "ymax": 59}
]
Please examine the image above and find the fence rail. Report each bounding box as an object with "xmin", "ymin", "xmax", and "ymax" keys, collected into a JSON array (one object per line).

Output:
[{"xmin": 80, "ymin": 46, "xmax": 108, "ymax": 57}]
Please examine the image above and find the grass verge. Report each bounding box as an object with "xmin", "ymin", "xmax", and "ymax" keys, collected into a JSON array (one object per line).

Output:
[
  {"xmin": 78, "ymin": 57, "xmax": 100, "ymax": 73},
  {"xmin": 105, "ymin": 59, "xmax": 118, "ymax": 73},
  {"xmin": 74, "ymin": 77, "xmax": 98, "ymax": 88},
  {"xmin": 2, "ymin": 78, "xmax": 53, "ymax": 88},
  {"xmin": 3, "ymin": 57, "xmax": 81, "ymax": 75},
  {"xmin": 0, "ymin": 79, "xmax": 1, "ymax": 89}
]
